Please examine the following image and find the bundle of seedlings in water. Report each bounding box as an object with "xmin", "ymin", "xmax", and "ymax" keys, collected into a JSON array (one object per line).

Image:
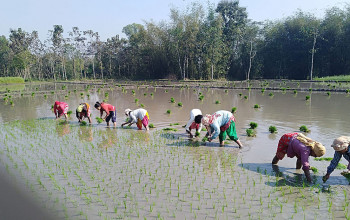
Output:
[
  {"xmin": 80, "ymin": 121, "xmax": 88, "ymax": 126},
  {"xmin": 163, "ymin": 128, "xmax": 177, "ymax": 132},
  {"xmin": 177, "ymin": 102, "xmax": 183, "ymax": 107},
  {"xmin": 254, "ymin": 104, "xmax": 260, "ymax": 109},
  {"xmin": 201, "ymin": 136, "xmax": 208, "ymax": 142},
  {"xmin": 199, "ymin": 95, "xmax": 204, "ymax": 101},
  {"xmin": 105, "ymin": 92, "xmax": 109, "ymax": 98},
  {"xmin": 299, "ymin": 125, "xmax": 310, "ymax": 133},
  {"xmin": 244, "ymin": 96, "xmax": 248, "ymax": 100},
  {"xmin": 96, "ymin": 117, "xmax": 104, "ymax": 124},
  {"xmin": 261, "ymin": 88, "xmax": 265, "ymax": 93},
  {"xmin": 269, "ymin": 126, "xmax": 277, "ymax": 133},
  {"xmin": 293, "ymin": 90, "xmax": 297, "ymax": 94},
  {"xmin": 340, "ymin": 171, "xmax": 350, "ymax": 181},
  {"xmin": 231, "ymin": 107, "xmax": 237, "ymax": 113},
  {"xmin": 314, "ymin": 157, "xmax": 333, "ymax": 161},
  {"xmin": 166, "ymin": 109, "xmax": 171, "ymax": 114},
  {"xmin": 170, "ymin": 97, "xmax": 175, "ymax": 103},
  {"xmin": 140, "ymin": 103, "xmax": 145, "ymax": 107},
  {"xmin": 215, "ymin": 100, "xmax": 221, "ymax": 104},
  {"xmin": 246, "ymin": 129, "xmax": 255, "ymax": 137},
  {"xmin": 135, "ymin": 98, "xmax": 139, "ymax": 103},
  {"xmin": 305, "ymin": 95, "xmax": 310, "ymax": 100},
  {"xmin": 249, "ymin": 122, "xmax": 258, "ymax": 129},
  {"xmin": 269, "ymin": 92, "xmax": 274, "ymax": 97},
  {"xmin": 326, "ymin": 92, "xmax": 331, "ymax": 96},
  {"xmin": 149, "ymin": 124, "xmax": 155, "ymax": 128},
  {"xmin": 310, "ymin": 167, "xmax": 318, "ymax": 173},
  {"xmin": 195, "ymin": 131, "xmax": 200, "ymax": 137},
  {"xmin": 336, "ymin": 163, "xmax": 347, "ymax": 169},
  {"xmin": 67, "ymin": 111, "xmax": 73, "ymax": 116}
]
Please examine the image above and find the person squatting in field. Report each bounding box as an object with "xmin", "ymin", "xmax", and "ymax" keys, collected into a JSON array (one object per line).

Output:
[
  {"xmin": 76, "ymin": 103, "xmax": 92, "ymax": 124},
  {"xmin": 323, "ymin": 136, "xmax": 350, "ymax": 182},
  {"xmin": 94, "ymin": 101, "xmax": 116, "ymax": 127},
  {"xmin": 121, "ymin": 108, "xmax": 150, "ymax": 131},
  {"xmin": 53, "ymin": 101, "xmax": 68, "ymax": 120},
  {"xmin": 272, "ymin": 133, "xmax": 326, "ymax": 182},
  {"xmin": 201, "ymin": 110, "xmax": 243, "ymax": 148},
  {"xmin": 185, "ymin": 109, "xmax": 203, "ymax": 138}
]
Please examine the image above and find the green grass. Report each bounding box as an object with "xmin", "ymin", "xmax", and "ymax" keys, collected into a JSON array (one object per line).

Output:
[
  {"xmin": 314, "ymin": 75, "xmax": 350, "ymax": 81},
  {"xmin": 0, "ymin": 77, "xmax": 25, "ymax": 84}
]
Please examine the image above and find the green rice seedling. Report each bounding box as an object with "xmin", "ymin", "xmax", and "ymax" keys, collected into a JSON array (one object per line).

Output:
[
  {"xmin": 246, "ymin": 129, "xmax": 255, "ymax": 137},
  {"xmin": 269, "ymin": 126, "xmax": 277, "ymax": 133},
  {"xmin": 31, "ymin": 92, "xmax": 35, "ymax": 97},
  {"xmin": 140, "ymin": 103, "xmax": 145, "ymax": 107},
  {"xmin": 51, "ymin": 91, "xmax": 54, "ymax": 94},
  {"xmin": 326, "ymin": 92, "xmax": 331, "ymax": 96},
  {"xmin": 132, "ymin": 90, "xmax": 135, "ymax": 94},
  {"xmin": 199, "ymin": 95, "xmax": 204, "ymax": 101},
  {"xmin": 346, "ymin": 89, "xmax": 349, "ymax": 94},
  {"xmin": 254, "ymin": 104, "xmax": 260, "ymax": 108},
  {"xmin": 293, "ymin": 90, "xmax": 297, "ymax": 94},
  {"xmin": 135, "ymin": 98, "xmax": 139, "ymax": 103},
  {"xmin": 96, "ymin": 117, "xmax": 104, "ymax": 124},
  {"xmin": 64, "ymin": 95, "xmax": 68, "ymax": 100},
  {"xmin": 215, "ymin": 100, "xmax": 221, "ymax": 104},
  {"xmin": 163, "ymin": 128, "xmax": 177, "ymax": 132},
  {"xmin": 269, "ymin": 92, "xmax": 274, "ymax": 97},
  {"xmin": 166, "ymin": 109, "xmax": 171, "ymax": 114},
  {"xmin": 239, "ymin": 93, "xmax": 242, "ymax": 97},
  {"xmin": 249, "ymin": 122, "xmax": 258, "ymax": 129},
  {"xmin": 336, "ymin": 163, "xmax": 347, "ymax": 169},
  {"xmin": 340, "ymin": 171, "xmax": 350, "ymax": 181},
  {"xmin": 170, "ymin": 97, "xmax": 175, "ymax": 103},
  {"xmin": 149, "ymin": 123, "xmax": 155, "ymax": 128},
  {"xmin": 87, "ymin": 94, "xmax": 90, "ymax": 98},
  {"xmin": 177, "ymin": 102, "xmax": 183, "ymax": 107},
  {"xmin": 314, "ymin": 157, "xmax": 333, "ymax": 161},
  {"xmin": 202, "ymin": 127, "xmax": 207, "ymax": 131},
  {"xmin": 309, "ymin": 88, "xmax": 313, "ymax": 92},
  {"xmin": 3, "ymin": 97, "xmax": 8, "ymax": 102},
  {"xmin": 305, "ymin": 95, "xmax": 310, "ymax": 100},
  {"xmin": 299, "ymin": 125, "xmax": 310, "ymax": 133},
  {"xmin": 80, "ymin": 92, "xmax": 84, "ymax": 96},
  {"xmin": 244, "ymin": 96, "xmax": 248, "ymax": 99},
  {"xmin": 195, "ymin": 131, "xmax": 200, "ymax": 137},
  {"xmin": 105, "ymin": 92, "xmax": 109, "ymax": 98},
  {"xmin": 165, "ymin": 90, "xmax": 168, "ymax": 93},
  {"xmin": 261, "ymin": 88, "xmax": 265, "ymax": 93},
  {"xmin": 225, "ymin": 89, "xmax": 228, "ymax": 93},
  {"xmin": 231, "ymin": 107, "xmax": 237, "ymax": 113},
  {"xmin": 150, "ymin": 93, "xmax": 154, "ymax": 96},
  {"xmin": 9, "ymin": 100, "xmax": 14, "ymax": 106},
  {"xmin": 311, "ymin": 167, "xmax": 318, "ymax": 173},
  {"xmin": 44, "ymin": 94, "xmax": 47, "ymax": 99},
  {"xmin": 67, "ymin": 111, "xmax": 72, "ymax": 116},
  {"xmin": 80, "ymin": 121, "xmax": 87, "ymax": 126},
  {"xmin": 202, "ymin": 136, "xmax": 208, "ymax": 142}
]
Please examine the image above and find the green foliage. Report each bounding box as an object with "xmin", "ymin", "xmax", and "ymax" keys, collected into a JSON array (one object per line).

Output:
[
  {"xmin": 299, "ymin": 125, "xmax": 310, "ymax": 133},
  {"xmin": 0, "ymin": 77, "xmax": 24, "ymax": 84},
  {"xmin": 268, "ymin": 126, "xmax": 277, "ymax": 133},
  {"xmin": 244, "ymin": 96, "xmax": 248, "ymax": 100},
  {"xmin": 249, "ymin": 122, "xmax": 258, "ymax": 129}
]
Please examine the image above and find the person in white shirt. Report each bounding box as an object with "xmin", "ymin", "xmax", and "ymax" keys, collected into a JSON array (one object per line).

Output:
[
  {"xmin": 185, "ymin": 109, "xmax": 203, "ymax": 138},
  {"xmin": 122, "ymin": 108, "xmax": 150, "ymax": 131}
]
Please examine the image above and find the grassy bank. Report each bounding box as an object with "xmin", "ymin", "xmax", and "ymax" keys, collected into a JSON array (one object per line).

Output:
[
  {"xmin": 314, "ymin": 75, "xmax": 350, "ymax": 82},
  {"xmin": 0, "ymin": 77, "xmax": 25, "ymax": 84}
]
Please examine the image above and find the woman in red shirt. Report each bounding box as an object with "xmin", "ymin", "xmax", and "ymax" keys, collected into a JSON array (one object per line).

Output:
[
  {"xmin": 53, "ymin": 101, "xmax": 69, "ymax": 120},
  {"xmin": 94, "ymin": 101, "xmax": 116, "ymax": 127}
]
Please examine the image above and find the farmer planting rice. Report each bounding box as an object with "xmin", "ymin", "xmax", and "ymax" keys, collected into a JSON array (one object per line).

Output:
[
  {"xmin": 323, "ymin": 136, "xmax": 350, "ymax": 182},
  {"xmin": 53, "ymin": 101, "xmax": 69, "ymax": 120},
  {"xmin": 272, "ymin": 133, "xmax": 326, "ymax": 182},
  {"xmin": 121, "ymin": 108, "xmax": 150, "ymax": 131},
  {"xmin": 76, "ymin": 103, "xmax": 92, "ymax": 124},
  {"xmin": 201, "ymin": 110, "xmax": 243, "ymax": 148},
  {"xmin": 94, "ymin": 101, "xmax": 116, "ymax": 127},
  {"xmin": 185, "ymin": 109, "xmax": 203, "ymax": 138}
]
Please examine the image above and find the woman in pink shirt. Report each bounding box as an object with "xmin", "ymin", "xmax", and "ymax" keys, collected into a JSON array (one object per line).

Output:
[
  {"xmin": 53, "ymin": 101, "xmax": 69, "ymax": 120},
  {"xmin": 94, "ymin": 101, "xmax": 116, "ymax": 127}
]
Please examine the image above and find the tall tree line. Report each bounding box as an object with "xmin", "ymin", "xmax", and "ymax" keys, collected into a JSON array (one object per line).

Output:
[{"xmin": 0, "ymin": 1, "xmax": 350, "ymax": 81}]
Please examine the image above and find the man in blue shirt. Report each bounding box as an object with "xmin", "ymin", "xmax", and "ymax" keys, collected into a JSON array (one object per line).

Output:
[{"xmin": 323, "ymin": 136, "xmax": 350, "ymax": 182}]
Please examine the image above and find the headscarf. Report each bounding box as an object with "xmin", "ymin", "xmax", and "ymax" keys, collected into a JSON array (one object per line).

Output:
[
  {"xmin": 76, "ymin": 104, "xmax": 84, "ymax": 113},
  {"xmin": 296, "ymin": 133, "xmax": 326, "ymax": 157},
  {"xmin": 201, "ymin": 114, "xmax": 213, "ymax": 126},
  {"xmin": 124, "ymin": 108, "xmax": 132, "ymax": 116},
  {"xmin": 331, "ymin": 136, "xmax": 350, "ymax": 151}
]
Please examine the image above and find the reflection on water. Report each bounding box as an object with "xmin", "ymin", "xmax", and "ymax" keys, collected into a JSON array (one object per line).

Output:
[
  {"xmin": 55, "ymin": 121, "xmax": 70, "ymax": 137},
  {"xmin": 78, "ymin": 125, "xmax": 93, "ymax": 142}
]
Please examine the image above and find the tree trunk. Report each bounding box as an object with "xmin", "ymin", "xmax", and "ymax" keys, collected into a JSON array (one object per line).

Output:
[
  {"xmin": 310, "ymin": 32, "xmax": 317, "ymax": 81},
  {"xmin": 92, "ymin": 60, "xmax": 95, "ymax": 79},
  {"xmin": 247, "ymin": 41, "xmax": 256, "ymax": 81}
]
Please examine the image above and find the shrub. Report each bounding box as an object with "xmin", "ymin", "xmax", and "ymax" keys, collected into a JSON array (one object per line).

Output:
[
  {"xmin": 269, "ymin": 126, "xmax": 277, "ymax": 133},
  {"xmin": 299, "ymin": 125, "xmax": 310, "ymax": 133},
  {"xmin": 249, "ymin": 122, "xmax": 258, "ymax": 129}
]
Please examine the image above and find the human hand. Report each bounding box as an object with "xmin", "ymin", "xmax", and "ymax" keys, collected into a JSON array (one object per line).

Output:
[{"xmin": 322, "ymin": 174, "xmax": 330, "ymax": 183}]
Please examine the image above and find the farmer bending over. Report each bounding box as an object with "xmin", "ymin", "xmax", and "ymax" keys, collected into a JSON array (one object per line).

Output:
[
  {"xmin": 53, "ymin": 101, "xmax": 69, "ymax": 120},
  {"xmin": 201, "ymin": 110, "xmax": 243, "ymax": 148},
  {"xmin": 121, "ymin": 108, "xmax": 150, "ymax": 131},
  {"xmin": 94, "ymin": 101, "xmax": 116, "ymax": 127},
  {"xmin": 323, "ymin": 136, "xmax": 350, "ymax": 183},
  {"xmin": 76, "ymin": 103, "xmax": 92, "ymax": 124},
  {"xmin": 272, "ymin": 133, "xmax": 326, "ymax": 183},
  {"xmin": 185, "ymin": 109, "xmax": 203, "ymax": 138}
]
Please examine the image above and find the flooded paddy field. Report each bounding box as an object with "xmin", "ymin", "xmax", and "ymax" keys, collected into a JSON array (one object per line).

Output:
[{"xmin": 0, "ymin": 80, "xmax": 350, "ymax": 219}]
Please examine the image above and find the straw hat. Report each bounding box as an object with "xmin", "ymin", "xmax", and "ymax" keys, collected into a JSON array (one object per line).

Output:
[
  {"xmin": 331, "ymin": 136, "xmax": 350, "ymax": 151},
  {"xmin": 312, "ymin": 142, "xmax": 326, "ymax": 157}
]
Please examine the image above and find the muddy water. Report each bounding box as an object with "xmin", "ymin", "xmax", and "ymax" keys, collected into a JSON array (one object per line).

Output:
[{"xmin": 0, "ymin": 81, "xmax": 350, "ymax": 219}]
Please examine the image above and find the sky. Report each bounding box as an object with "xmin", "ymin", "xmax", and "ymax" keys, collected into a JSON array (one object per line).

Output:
[{"xmin": 0, "ymin": 0, "xmax": 348, "ymax": 41}]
